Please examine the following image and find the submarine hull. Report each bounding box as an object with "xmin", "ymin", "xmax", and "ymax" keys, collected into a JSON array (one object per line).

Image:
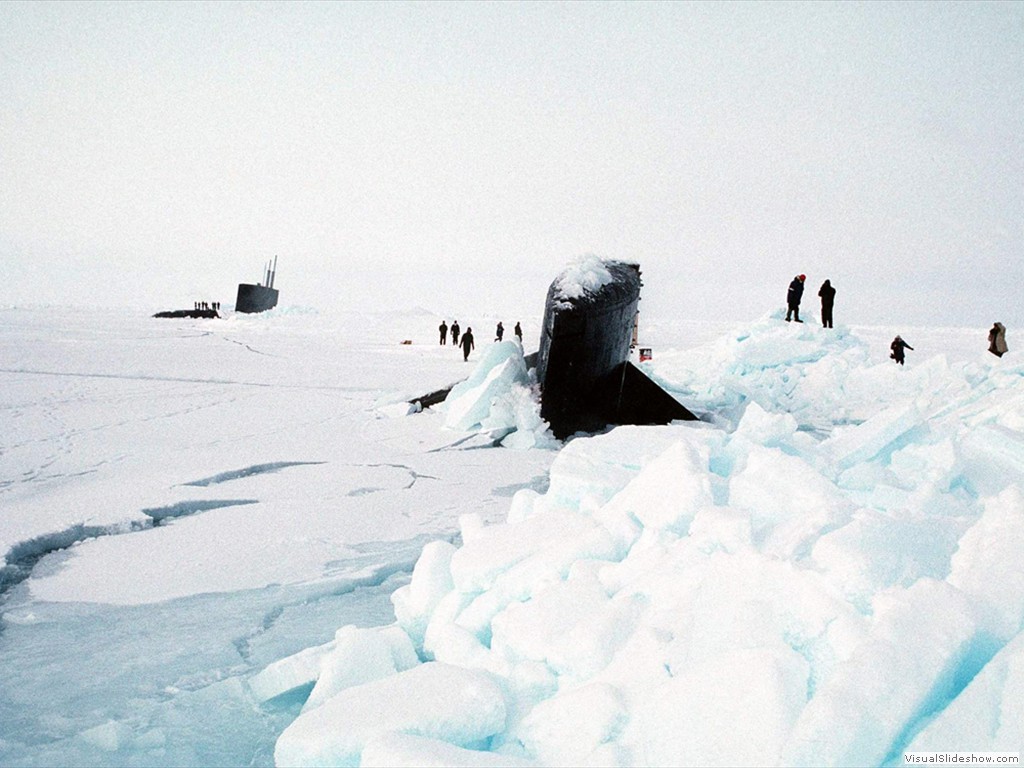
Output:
[
  {"xmin": 153, "ymin": 309, "xmax": 219, "ymax": 319},
  {"xmin": 235, "ymin": 284, "xmax": 279, "ymax": 314},
  {"xmin": 537, "ymin": 261, "xmax": 696, "ymax": 438}
]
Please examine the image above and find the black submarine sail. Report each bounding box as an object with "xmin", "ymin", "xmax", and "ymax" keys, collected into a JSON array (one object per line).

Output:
[
  {"xmin": 536, "ymin": 260, "xmax": 696, "ymax": 438},
  {"xmin": 409, "ymin": 258, "xmax": 698, "ymax": 438},
  {"xmin": 235, "ymin": 257, "xmax": 279, "ymax": 314}
]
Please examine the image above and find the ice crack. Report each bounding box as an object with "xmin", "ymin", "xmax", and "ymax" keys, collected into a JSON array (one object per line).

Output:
[
  {"xmin": 1, "ymin": 500, "xmax": 259, "ymax": 601},
  {"xmin": 0, "ymin": 522, "xmax": 141, "ymax": 600},
  {"xmin": 344, "ymin": 464, "xmax": 439, "ymax": 496},
  {"xmin": 141, "ymin": 499, "xmax": 259, "ymax": 525},
  {"xmin": 231, "ymin": 562, "xmax": 422, "ymax": 664},
  {"xmin": 183, "ymin": 462, "xmax": 325, "ymax": 487}
]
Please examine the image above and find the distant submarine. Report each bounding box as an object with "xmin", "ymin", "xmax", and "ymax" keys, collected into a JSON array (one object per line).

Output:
[
  {"xmin": 413, "ymin": 260, "xmax": 697, "ymax": 439},
  {"xmin": 235, "ymin": 257, "xmax": 279, "ymax": 314},
  {"xmin": 152, "ymin": 307, "xmax": 219, "ymax": 320}
]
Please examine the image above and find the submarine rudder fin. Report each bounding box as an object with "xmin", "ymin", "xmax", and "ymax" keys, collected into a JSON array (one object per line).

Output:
[{"xmin": 593, "ymin": 361, "xmax": 698, "ymax": 427}]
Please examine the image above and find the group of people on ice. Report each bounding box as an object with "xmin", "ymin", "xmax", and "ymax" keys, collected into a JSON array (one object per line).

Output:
[
  {"xmin": 785, "ymin": 274, "xmax": 1008, "ymax": 364},
  {"xmin": 884, "ymin": 330, "xmax": 1005, "ymax": 365},
  {"xmin": 438, "ymin": 319, "xmax": 523, "ymax": 361}
]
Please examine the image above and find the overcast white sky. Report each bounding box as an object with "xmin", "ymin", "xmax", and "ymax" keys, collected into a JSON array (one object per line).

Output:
[{"xmin": 2, "ymin": 1, "xmax": 1022, "ymax": 327}]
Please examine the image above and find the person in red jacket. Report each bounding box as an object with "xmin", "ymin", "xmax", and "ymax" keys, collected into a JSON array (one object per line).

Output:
[{"xmin": 786, "ymin": 274, "xmax": 806, "ymax": 322}]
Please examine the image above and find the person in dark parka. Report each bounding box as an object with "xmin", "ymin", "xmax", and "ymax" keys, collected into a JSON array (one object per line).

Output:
[
  {"xmin": 818, "ymin": 280, "xmax": 836, "ymax": 328},
  {"xmin": 495, "ymin": 322, "xmax": 504, "ymax": 342},
  {"xmin": 460, "ymin": 327, "xmax": 475, "ymax": 361},
  {"xmin": 514, "ymin": 321, "xmax": 522, "ymax": 342},
  {"xmin": 439, "ymin": 320, "xmax": 448, "ymax": 345},
  {"xmin": 988, "ymin": 322, "xmax": 1007, "ymax": 357},
  {"xmin": 451, "ymin": 321, "xmax": 460, "ymax": 346},
  {"xmin": 786, "ymin": 274, "xmax": 806, "ymax": 322},
  {"xmin": 890, "ymin": 335, "xmax": 913, "ymax": 365}
]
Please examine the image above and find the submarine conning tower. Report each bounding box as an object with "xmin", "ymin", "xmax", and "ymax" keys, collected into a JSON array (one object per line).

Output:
[
  {"xmin": 537, "ymin": 260, "xmax": 641, "ymax": 388},
  {"xmin": 236, "ymin": 256, "xmax": 280, "ymax": 314},
  {"xmin": 537, "ymin": 260, "xmax": 642, "ymax": 435},
  {"xmin": 536, "ymin": 258, "xmax": 697, "ymax": 438}
]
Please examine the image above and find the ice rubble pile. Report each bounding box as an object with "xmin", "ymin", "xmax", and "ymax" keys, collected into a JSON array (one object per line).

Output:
[
  {"xmin": 263, "ymin": 316, "xmax": 1024, "ymax": 767},
  {"xmin": 442, "ymin": 340, "xmax": 557, "ymax": 450}
]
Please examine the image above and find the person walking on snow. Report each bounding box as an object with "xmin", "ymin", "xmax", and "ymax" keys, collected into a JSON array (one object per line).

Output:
[
  {"xmin": 514, "ymin": 321, "xmax": 522, "ymax": 342},
  {"xmin": 988, "ymin": 322, "xmax": 1008, "ymax": 357},
  {"xmin": 438, "ymin": 320, "xmax": 448, "ymax": 345},
  {"xmin": 451, "ymin": 321, "xmax": 460, "ymax": 346},
  {"xmin": 495, "ymin": 322, "xmax": 504, "ymax": 342},
  {"xmin": 818, "ymin": 279, "xmax": 836, "ymax": 328},
  {"xmin": 460, "ymin": 327, "xmax": 475, "ymax": 361},
  {"xmin": 786, "ymin": 274, "xmax": 806, "ymax": 322},
  {"xmin": 890, "ymin": 335, "xmax": 914, "ymax": 365}
]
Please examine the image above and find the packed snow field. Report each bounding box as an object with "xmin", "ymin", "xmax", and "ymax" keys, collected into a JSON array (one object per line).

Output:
[{"xmin": 1, "ymin": 304, "xmax": 1022, "ymax": 767}]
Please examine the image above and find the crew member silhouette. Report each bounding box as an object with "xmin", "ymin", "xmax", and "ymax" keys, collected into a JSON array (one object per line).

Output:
[
  {"xmin": 439, "ymin": 320, "xmax": 448, "ymax": 345},
  {"xmin": 460, "ymin": 327, "xmax": 475, "ymax": 361},
  {"xmin": 514, "ymin": 321, "xmax": 522, "ymax": 342},
  {"xmin": 988, "ymin": 322, "xmax": 1007, "ymax": 357},
  {"xmin": 451, "ymin": 321, "xmax": 460, "ymax": 346},
  {"xmin": 890, "ymin": 335, "xmax": 913, "ymax": 365},
  {"xmin": 495, "ymin": 322, "xmax": 504, "ymax": 342},
  {"xmin": 786, "ymin": 275, "xmax": 806, "ymax": 322},
  {"xmin": 818, "ymin": 280, "xmax": 836, "ymax": 328}
]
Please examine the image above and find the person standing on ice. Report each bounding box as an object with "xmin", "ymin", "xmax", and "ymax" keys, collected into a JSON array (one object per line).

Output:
[
  {"xmin": 786, "ymin": 274, "xmax": 806, "ymax": 322},
  {"xmin": 890, "ymin": 335, "xmax": 913, "ymax": 365},
  {"xmin": 460, "ymin": 327, "xmax": 475, "ymax": 361},
  {"xmin": 438, "ymin": 320, "xmax": 448, "ymax": 345},
  {"xmin": 495, "ymin": 321, "xmax": 504, "ymax": 342},
  {"xmin": 818, "ymin": 279, "xmax": 836, "ymax": 328},
  {"xmin": 451, "ymin": 320, "xmax": 460, "ymax": 346},
  {"xmin": 514, "ymin": 321, "xmax": 522, "ymax": 342},
  {"xmin": 988, "ymin": 322, "xmax": 1007, "ymax": 357}
]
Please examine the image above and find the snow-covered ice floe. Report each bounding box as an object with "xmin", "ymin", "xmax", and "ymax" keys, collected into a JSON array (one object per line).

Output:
[
  {"xmin": 0, "ymin": 306, "xmax": 567, "ymax": 766},
  {"xmin": 263, "ymin": 313, "xmax": 1020, "ymax": 765}
]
